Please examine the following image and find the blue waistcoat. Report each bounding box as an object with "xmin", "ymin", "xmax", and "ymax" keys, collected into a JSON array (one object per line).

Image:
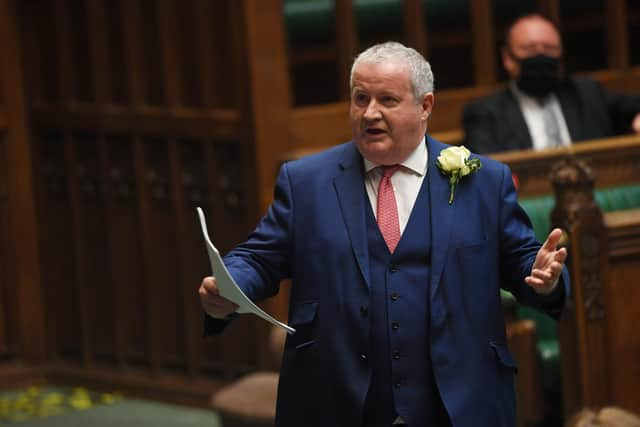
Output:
[{"xmin": 362, "ymin": 172, "xmax": 450, "ymax": 427}]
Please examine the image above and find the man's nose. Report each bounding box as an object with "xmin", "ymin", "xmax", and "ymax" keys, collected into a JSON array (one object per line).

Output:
[{"xmin": 363, "ymin": 101, "xmax": 381, "ymax": 120}]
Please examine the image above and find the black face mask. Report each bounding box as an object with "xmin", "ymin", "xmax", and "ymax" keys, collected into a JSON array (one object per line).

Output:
[{"xmin": 512, "ymin": 54, "xmax": 561, "ymax": 98}]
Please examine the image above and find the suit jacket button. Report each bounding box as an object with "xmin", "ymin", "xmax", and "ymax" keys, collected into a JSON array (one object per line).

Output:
[
  {"xmin": 392, "ymin": 322, "xmax": 399, "ymax": 330},
  {"xmin": 360, "ymin": 353, "xmax": 367, "ymax": 361},
  {"xmin": 392, "ymin": 350, "xmax": 400, "ymax": 360},
  {"xmin": 360, "ymin": 305, "xmax": 368, "ymax": 317},
  {"xmin": 390, "ymin": 292, "xmax": 399, "ymax": 301},
  {"xmin": 389, "ymin": 264, "xmax": 399, "ymax": 273}
]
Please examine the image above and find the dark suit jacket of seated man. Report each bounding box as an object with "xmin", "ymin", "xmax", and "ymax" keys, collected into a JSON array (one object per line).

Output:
[
  {"xmin": 199, "ymin": 41, "xmax": 570, "ymax": 427},
  {"xmin": 463, "ymin": 13, "xmax": 640, "ymax": 155}
]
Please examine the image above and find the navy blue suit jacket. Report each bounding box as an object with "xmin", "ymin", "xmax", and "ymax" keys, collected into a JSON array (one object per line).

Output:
[{"xmin": 206, "ymin": 136, "xmax": 569, "ymax": 427}]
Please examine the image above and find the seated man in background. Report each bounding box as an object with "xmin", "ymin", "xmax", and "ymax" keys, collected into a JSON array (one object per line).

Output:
[{"xmin": 463, "ymin": 13, "xmax": 640, "ymax": 154}]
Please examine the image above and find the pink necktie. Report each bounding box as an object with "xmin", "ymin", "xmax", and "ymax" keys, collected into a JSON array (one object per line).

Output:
[{"xmin": 377, "ymin": 165, "xmax": 401, "ymax": 253}]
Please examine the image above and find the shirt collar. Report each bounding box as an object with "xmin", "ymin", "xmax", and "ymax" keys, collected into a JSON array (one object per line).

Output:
[
  {"xmin": 509, "ymin": 81, "xmax": 553, "ymax": 106},
  {"xmin": 363, "ymin": 136, "xmax": 427, "ymax": 176}
]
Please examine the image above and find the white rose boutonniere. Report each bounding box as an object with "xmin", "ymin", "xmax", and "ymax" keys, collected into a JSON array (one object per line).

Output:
[{"xmin": 436, "ymin": 145, "xmax": 482, "ymax": 204}]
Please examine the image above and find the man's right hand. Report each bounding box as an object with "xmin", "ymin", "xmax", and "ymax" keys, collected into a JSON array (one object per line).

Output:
[{"xmin": 199, "ymin": 276, "xmax": 238, "ymax": 319}]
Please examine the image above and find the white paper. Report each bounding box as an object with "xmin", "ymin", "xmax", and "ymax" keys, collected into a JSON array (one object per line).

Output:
[{"xmin": 197, "ymin": 207, "xmax": 296, "ymax": 335}]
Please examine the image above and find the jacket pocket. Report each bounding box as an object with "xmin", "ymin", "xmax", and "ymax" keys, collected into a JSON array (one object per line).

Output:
[
  {"xmin": 289, "ymin": 301, "xmax": 318, "ymax": 350},
  {"xmin": 490, "ymin": 341, "xmax": 518, "ymax": 373},
  {"xmin": 290, "ymin": 301, "xmax": 318, "ymax": 326}
]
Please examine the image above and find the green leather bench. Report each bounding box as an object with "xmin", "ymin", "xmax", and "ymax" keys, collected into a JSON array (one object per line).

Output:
[{"xmin": 513, "ymin": 183, "xmax": 640, "ymax": 419}]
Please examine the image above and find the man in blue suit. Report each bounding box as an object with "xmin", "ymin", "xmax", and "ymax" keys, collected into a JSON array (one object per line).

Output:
[{"xmin": 200, "ymin": 42, "xmax": 569, "ymax": 427}]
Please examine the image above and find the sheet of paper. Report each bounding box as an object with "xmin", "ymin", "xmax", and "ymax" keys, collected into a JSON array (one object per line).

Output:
[{"xmin": 197, "ymin": 207, "xmax": 296, "ymax": 335}]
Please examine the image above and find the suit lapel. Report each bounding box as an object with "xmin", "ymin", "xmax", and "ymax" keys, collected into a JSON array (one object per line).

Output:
[
  {"xmin": 333, "ymin": 144, "xmax": 371, "ymax": 289},
  {"xmin": 427, "ymin": 137, "xmax": 455, "ymax": 298},
  {"xmin": 556, "ymin": 83, "xmax": 582, "ymax": 140},
  {"xmin": 503, "ymin": 90, "xmax": 534, "ymax": 150}
]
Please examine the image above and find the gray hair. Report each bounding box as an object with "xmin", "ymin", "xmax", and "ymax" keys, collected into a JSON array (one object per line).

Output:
[{"xmin": 350, "ymin": 41, "xmax": 434, "ymax": 101}]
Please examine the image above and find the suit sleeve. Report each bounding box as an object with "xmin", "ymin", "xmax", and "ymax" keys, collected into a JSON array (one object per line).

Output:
[
  {"xmin": 204, "ymin": 163, "xmax": 294, "ymax": 335},
  {"xmin": 462, "ymin": 101, "xmax": 501, "ymax": 154},
  {"xmin": 497, "ymin": 163, "xmax": 570, "ymax": 319},
  {"xmin": 606, "ymin": 88, "xmax": 640, "ymax": 135}
]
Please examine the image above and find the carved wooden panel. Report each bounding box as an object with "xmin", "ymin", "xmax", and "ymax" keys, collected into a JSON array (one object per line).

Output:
[
  {"xmin": 36, "ymin": 132, "xmax": 82, "ymax": 361},
  {"xmin": 0, "ymin": 136, "xmax": 8, "ymax": 357},
  {"xmin": 604, "ymin": 209, "xmax": 640, "ymax": 411},
  {"xmin": 103, "ymin": 135, "xmax": 149, "ymax": 367},
  {"xmin": 71, "ymin": 133, "xmax": 115, "ymax": 362}
]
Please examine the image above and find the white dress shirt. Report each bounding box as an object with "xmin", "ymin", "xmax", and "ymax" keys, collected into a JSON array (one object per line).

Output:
[
  {"xmin": 364, "ymin": 137, "xmax": 428, "ymax": 235},
  {"xmin": 511, "ymin": 83, "xmax": 572, "ymax": 150}
]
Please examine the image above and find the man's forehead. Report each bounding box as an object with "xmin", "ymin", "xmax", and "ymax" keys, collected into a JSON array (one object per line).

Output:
[
  {"xmin": 509, "ymin": 17, "xmax": 560, "ymax": 46},
  {"xmin": 352, "ymin": 60, "xmax": 411, "ymax": 82}
]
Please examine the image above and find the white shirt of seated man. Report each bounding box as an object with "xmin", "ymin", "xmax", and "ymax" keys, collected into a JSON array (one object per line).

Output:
[{"xmin": 511, "ymin": 82, "xmax": 572, "ymax": 150}]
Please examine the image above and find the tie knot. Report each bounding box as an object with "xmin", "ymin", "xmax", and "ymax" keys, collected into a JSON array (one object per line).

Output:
[{"xmin": 381, "ymin": 164, "xmax": 401, "ymax": 179}]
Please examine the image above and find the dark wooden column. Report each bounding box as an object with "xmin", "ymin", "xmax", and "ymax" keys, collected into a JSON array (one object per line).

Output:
[
  {"xmin": 537, "ymin": 0, "xmax": 560, "ymax": 24},
  {"xmin": 403, "ymin": 0, "xmax": 427, "ymax": 56},
  {"xmin": 470, "ymin": 0, "xmax": 496, "ymax": 85},
  {"xmin": 605, "ymin": 0, "xmax": 629, "ymax": 70},
  {"xmin": 335, "ymin": 0, "xmax": 358, "ymax": 101},
  {"xmin": 550, "ymin": 157, "xmax": 609, "ymax": 417},
  {"xmin": 0, "ymin": 0, "xmax": 47, "ymax": 363},
  {"xmin": 234, "ymin": 0, "xmax": 292, "ymax": 213}
]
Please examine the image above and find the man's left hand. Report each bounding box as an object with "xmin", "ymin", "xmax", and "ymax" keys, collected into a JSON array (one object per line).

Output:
[{"xmin": 525, "ymin": 228, "xmax": 568, "ymax": 294}]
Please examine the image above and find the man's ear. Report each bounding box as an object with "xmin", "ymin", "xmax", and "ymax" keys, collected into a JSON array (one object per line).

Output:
[
  {"xmin": 421, "ymin": 92, "xmax": 435, "ymax": 121},
  {"xmin": 502, "ymin": 46, "xmax": 518, "ymax": 78}
]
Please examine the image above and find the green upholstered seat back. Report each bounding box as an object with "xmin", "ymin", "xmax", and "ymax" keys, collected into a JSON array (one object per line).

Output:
[{"xmin": 516, "ymin": 183, "xmax": 640, "ymax": 341}]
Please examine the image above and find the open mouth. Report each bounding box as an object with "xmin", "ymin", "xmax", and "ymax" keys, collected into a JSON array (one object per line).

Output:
[{"xmin": 365, "ymin": 128, "xmax": 386, "ymax": 135}]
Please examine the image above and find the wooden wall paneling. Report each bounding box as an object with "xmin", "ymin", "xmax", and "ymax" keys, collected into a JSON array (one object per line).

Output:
[
  {"xmin": 0, "ymin": 0, "xmax": 46, "ymax": 362},
  {"xmin": 536, "ymin": 0, "xmax": 560, "ymax": 24},
  {"xmin": 334, "ymin": 0, "xmax": 358, "ymax": 101},
  {"xmin": 193, "ymin": 0, "xmax": 219, "ymax": 109},
  {"xmin": 201, "ymin": 140, "xmax": 264, "ymax": 378},
  {"xmin": 201, "ymin": 141, "xmax": 231, "ymax": 378},
  {"xmin": 53, "ymin": 0, "xmax": 77, "ymax": 104},
  {"xmin": 402, "ymin": 0, "xmax": 427, "ymax": 56},
  {"xmin": 470, "ymin": 0, "xmax": 496, "ymax": 85},
  {"xmin": 73, "ymin": 133, "xmax": 116, "ymax": 363},
  {"xmin": 236, "ymin": 0, "xmax": 292, "ymax": 212},
  {"xmin": 87, "ymin": 0, "xmax": 113, "ymax": 104},
  {"xmin": 174, "ymin": 1, "xmax": 201, "ymax": 109},
  {"xmin": 121, "ymin": 0, "xmax": 147, "ymax": 106},
  {"xmin": 106, "ymin": 136, "xmax": 149, "ymax": 367},
  {"xmin": 157, "ymin": 0, "xmax": 183, "ymax": 109},
  {"xmin": 98, "ymin": 135, "xmax": 126, "ymax": 368},
  {"xmin": 0, "ymin": 136, "xmax": 7, "ymax": 356},
  {"xmin": 19, "ymin": 1, "xmax": 58, "ymax": 104},
  {"xmin": 145, "ymin": 139, "xmax": 185, "ymax": 372},
  {"xmin": 139, "ymin": 0, "xmax": 164, "ymax": 106},
  {"xmin": 63, "ymin": 131, "xmax": 93, "ymax": 366},
  {"xmin": 37, "ymin": 134, "xmax": 80, "ymax": 361},
  {"xmin": 604, "ymin": 210, "xmax": 640, "ymax": 411},
  {"xmin": 605, "ymin": 0, "xmax": 629, "ymax": 70},
  {"xmin": 167, "ymin": 139, "xmax": 193, "ymax": 377},
  {"xmin": 133, "ymin": 137, "xmax": 162, "ymax": 373},
  {"xmin": 169, "ymin": 139, "xmax": 208, "ymax": 378},
  {"xmin": 137, "ymin": 138, "xmax": 188, "ymax": 372},
  {"xmin": 103, "ymin": 1, "xmax": 128, "ymax": 104}
]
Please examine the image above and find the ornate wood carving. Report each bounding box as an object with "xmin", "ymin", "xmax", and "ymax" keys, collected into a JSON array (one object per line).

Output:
[
  {"xmin": 578, "ymin": 233, "xmax": 605, "ymax": 321},
  {"xmin": 550, "ymin": 156, "xmax": 606, "ymax": 322}
]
